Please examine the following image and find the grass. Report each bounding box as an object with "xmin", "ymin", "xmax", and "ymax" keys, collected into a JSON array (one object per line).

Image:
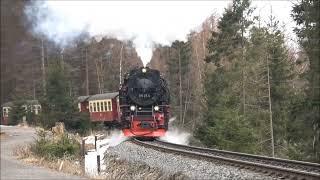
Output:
[
  {"xmin": 13, "ymin": 128, "xmax": 84, "ymax": 176},
  {"xmin": 30, "ymin": 128, "xmax": 80, "ymax": 160}
]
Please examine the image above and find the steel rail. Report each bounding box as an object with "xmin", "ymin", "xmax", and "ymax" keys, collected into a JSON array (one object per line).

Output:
[
  {"xmin": 132, "ymin": 139, "xmax": 320, "ymax": 180},
  {"xmin": 154, "ymin": 140, "xmax": 320, "ymax": 174}
]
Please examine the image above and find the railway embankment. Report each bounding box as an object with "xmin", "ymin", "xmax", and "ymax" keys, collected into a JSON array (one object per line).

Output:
[{"xmin": 105, "ymin": 140, "xmax": 275, "ymax": 180}]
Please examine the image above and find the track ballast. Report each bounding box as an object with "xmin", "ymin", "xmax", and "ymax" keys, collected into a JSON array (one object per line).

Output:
[{"xmin": 132, "ymin": 139, "xmax": 320, "ymax": 180}]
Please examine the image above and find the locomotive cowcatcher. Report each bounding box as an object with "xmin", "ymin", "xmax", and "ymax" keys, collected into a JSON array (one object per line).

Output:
[{"xmin": 119, "ymin": 67, "xmax": 170, "ymax": 138}]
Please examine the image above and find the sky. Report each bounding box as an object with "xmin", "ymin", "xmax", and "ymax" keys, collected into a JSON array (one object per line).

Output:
[{"xmin": 25, "ymin": 0, "xmax": 296, "ymax": 66}]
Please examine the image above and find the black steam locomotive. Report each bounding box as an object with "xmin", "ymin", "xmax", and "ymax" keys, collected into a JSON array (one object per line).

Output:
[{"xmin": 119, "ymin": 67, "xmax": 170, "ymax": 137}]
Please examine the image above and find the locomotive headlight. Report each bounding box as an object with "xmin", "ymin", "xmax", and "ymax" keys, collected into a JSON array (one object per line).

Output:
[
  {"xmin": 142, "ymin": 68, "xmax": 147, "ymax": 73},
  {"xmin": 130, "ymin": 105, "xmax": 136, "ymax": 111},
  {"xmin": 154, "ymin": 106, "xmax": 160, "ymax": 111}
]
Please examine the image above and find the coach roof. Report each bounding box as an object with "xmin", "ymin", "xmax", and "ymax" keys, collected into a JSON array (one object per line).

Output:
[
  {"xmin": 88, "ymin": 92, "xmax": 118, "ymax": 101},
  {"xmin": 2, "ymin": 100, "xmax": 40, "ymax": 107},
  {"xmin": 78, "ymin": 96, "xmax": 90, "ymax": 103}
]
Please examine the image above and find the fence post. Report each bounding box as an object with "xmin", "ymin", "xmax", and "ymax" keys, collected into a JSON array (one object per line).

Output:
[
  {"xmin": 81, "ymin": 139, "xmax": 85, "ymax": 157},
  {"xmin": 81, "ymin": 139, "xmax": 85, "ymax": 174},
  {"xmin": 97, "ymin": 155, "xmax": 100, "ymax": 174},
  {"xmin": 94, "ymin": 135, "xmax": 97, "ymax": 150}
]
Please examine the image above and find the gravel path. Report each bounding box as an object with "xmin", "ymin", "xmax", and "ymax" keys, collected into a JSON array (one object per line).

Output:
[
  {"xmin": 107, "ymin": 141, "xmax": 277, "ymax": 180},
  {"xmin": 0, "ymin": 125, "xmax": 87, "ymax": 180}
]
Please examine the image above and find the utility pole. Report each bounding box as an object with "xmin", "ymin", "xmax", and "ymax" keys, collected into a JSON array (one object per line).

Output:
[
  {"xmin": 119, "ymin": 43, "xmax": 124, "ymax": 84},
  {"xmin": 178, "ymin": 47, "xmax": 183, "ymax": 125},
  {"xmin": 41, "ymin": 38, "xmax": 46, "ymax": 95},
  {"xmin": 32, "ymin": 65, "xmax": 36, "ymax": 99},
  {"xmin": 85, "ymin": 48, "xmax": 89, "ymax": 96}
]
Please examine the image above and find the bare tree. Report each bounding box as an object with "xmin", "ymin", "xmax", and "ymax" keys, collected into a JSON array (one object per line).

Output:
[{"xmin": 41, "ymin": 38, "xmax": 46, "ymax": 95}]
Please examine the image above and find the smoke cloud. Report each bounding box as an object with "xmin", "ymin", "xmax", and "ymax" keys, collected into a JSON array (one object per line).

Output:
[
  {"xmin": 160, "ymin": 117, "xmax": 191, "ymax": 145},
  {"xmin": 24, "ymin": 1, "xmax": 226, "ymax": 66},
  {"xmin": 24, "ymin": 1, "xmax": 296, "ymax": 66}
]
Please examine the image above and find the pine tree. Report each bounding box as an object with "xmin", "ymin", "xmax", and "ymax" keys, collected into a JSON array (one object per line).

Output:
[
  {"xmin": 40, "ymin": 61, "xmax": 73, "ymax": 128},
  {"xmin": 197, "ymin": 0, "xmax": 258, "ymax": 153},
  {"xmin": 167, "ymin": 40, "xmax": 191, "ymax": 127},
  {"xmin": 8, "ymin": 100, "xmax": 26, "ymax": 125},
  {"xmin": 291, "ymin": 0, "xmax": 320, "ymax": 161}
]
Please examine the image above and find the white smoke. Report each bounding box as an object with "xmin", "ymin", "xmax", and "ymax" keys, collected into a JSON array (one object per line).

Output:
[
  {"xmin": 24, "ymin": 1, "xmax": 297, "ymax": 66},
  {"xmin": 160, "ymin": 117, "xmax": 191, "ymax": 145},
  {"xmin": 23, "ymin": 1, "xmax": 226, "ymax": 66},
  {"xmin": 98, "ymin": 130, "xmax": 128, "ymax": 148},
  {"xmin": 84, "ymin": 130, "xmax": 128, "ymax": 177}
]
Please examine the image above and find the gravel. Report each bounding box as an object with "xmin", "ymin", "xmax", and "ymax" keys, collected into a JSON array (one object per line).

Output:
[{"xmin": 105, "ymin": 141, "xmax": 277, "ymax": 180}]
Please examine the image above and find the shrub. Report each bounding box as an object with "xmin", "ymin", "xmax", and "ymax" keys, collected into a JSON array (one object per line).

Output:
[
  {"xmin": 64, "ymin": 112, "xmax": 91, "ymax": 136},
  {"xmin": 31, "ymin": 129, "xmax": 80, "ymax": 160},
  {"xmin": 25, "ymin": 107, "xmax": 39, "ymax": 126},
  {"xmin": 8, "ymin": 100, "xmax": 26, "ymax": 125}
]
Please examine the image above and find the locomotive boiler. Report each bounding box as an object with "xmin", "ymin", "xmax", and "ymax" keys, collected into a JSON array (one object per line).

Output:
[{"xmin": 119, "ymin": 67, "xmax": 170, "ymax": 138}]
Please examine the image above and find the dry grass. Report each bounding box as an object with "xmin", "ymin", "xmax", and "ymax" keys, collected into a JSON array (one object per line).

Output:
[
  {"xmin": 13, "ymin": 144, "xmax": 33, "ymax": 159},
  {"xmin": 0, "ymin": 132, "xmax": 6, "ymax": 139},
  {"xmin": 13, "ymin": 144, "xmax": 84, "ymax": 176}
]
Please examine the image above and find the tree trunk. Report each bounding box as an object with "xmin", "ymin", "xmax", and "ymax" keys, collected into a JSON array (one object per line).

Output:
[
  {"xmin": 41, "ymin": 38, "xmax": 46, "ymax": 95},
  {"xmin": 60, "ymin": 49, "xmax": 64, "ymax": 70},
  {"xmin": 95, "ymin": 59, "xmax": 102, "ymax": 94},
  {"xmin": 241, "ymin": 12, "xmax": 246, "ymax": 117},
  {"xmin": 85, "ymin": 48, "xmax": 89, "ymax": 95},
  {"xmin": 178, "ymin": 48, "xmax": 183, "ymax": 125},
  {"xmin": 119, "ymin": 43, "xmax": 124, "ymax": 84},
  {"xmin": 182, "ymin": 78, "xmax": 191, "ymax": 126},
  {"xmin": 267, "ymin": 54, "xmax": 275, "ymax": 157}
]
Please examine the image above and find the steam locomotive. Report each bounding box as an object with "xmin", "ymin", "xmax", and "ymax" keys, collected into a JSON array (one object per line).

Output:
[{"xmin": 119, "ymin": 67, "xmax": 170, "ymax": 138}]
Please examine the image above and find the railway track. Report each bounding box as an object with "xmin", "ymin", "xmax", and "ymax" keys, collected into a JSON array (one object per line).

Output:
[{"xmin": 132, "ymin": 139, "xmax": 320, "ymax": 180}]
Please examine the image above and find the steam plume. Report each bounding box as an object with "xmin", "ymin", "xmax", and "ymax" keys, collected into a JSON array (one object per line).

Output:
[{"xmin": 24, "ymin": 1, "xmax": 223, "ymax": 66}]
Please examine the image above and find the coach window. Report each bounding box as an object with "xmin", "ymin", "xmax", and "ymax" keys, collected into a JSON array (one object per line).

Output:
[
  {"xmin": 105, "ymin": 101, "xmax": 108, "ymax": 111},
  {"xmin": 96, "ymin": 101, "xmax": 99, "ymax": 112},
  {"xmin": 89, "ymin": 102, "xmax": 93, "ymax": 112},
  {"xmin": 3, "ymin": 108, "xmax": 8, "ymax": 117},
  {"xmin": 22, "ymin": 105, "xmax": 27, "ymax": 112},
  {"xmin": 5, "ymin": 107, "xmax": 10, "ymax": 117},
  {"xmin": 108, "ymin": 101, "xmax": 112, "ymax": 111},
  {"xmin": 100, "ymin": 101, "xmax": 103, "ymax": 112},
  {"xmin": 103, "ymin": 101, "xmax": 107, "ymax": 111},
  {"xmin": 92, "ymin": 102, "xmax": 95, "ymax": 112},
  {"xmin": 105, "ymin": 101, "xmax": 109, "ymax": 111},
  {"xmin": 91, "ymin": 102, "xmax": 94, "ymax": 112},
  {"xmin": 34, "ymin": 105, "xmax": 39, "ymax": 115}
]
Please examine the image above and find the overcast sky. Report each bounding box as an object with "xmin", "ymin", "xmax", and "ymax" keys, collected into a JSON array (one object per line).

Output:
[{"xmin": 25, "ymin": 0, "xmax": 296, "ymax": 66}]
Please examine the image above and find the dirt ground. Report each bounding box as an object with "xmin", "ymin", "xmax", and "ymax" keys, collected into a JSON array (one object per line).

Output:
[{"xmin": 0, "ymin": 125, "xmax": 87, "ymax": 180}]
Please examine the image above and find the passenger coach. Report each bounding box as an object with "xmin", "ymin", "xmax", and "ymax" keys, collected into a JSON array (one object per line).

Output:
[
  {"xmin": 78, "ymin": 92, "xmax": 119, "ymax": 125},
  {"xmin": 1, "ymin": 100, "xmax": 41, "ymax": 125}
]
